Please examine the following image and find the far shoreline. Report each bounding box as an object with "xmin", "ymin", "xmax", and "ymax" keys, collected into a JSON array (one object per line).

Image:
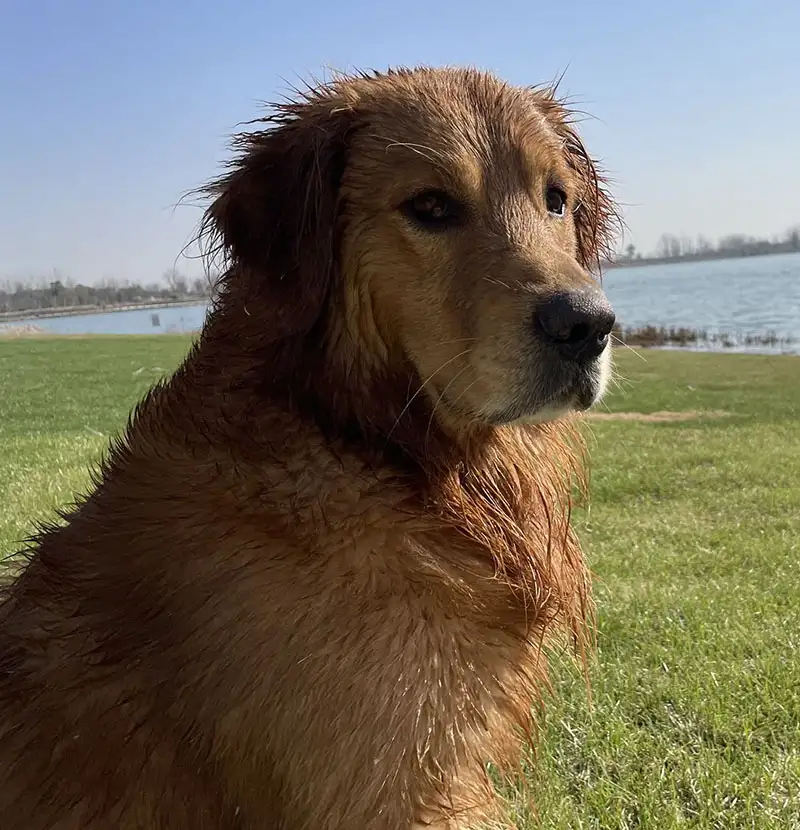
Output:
[
  {"xmin": 0, "ymin": 297, "xmax": 208, "ymax": 324},
  {"xmin": 602, "ymin": 247, "xmax": 800, "ymax": 270}
]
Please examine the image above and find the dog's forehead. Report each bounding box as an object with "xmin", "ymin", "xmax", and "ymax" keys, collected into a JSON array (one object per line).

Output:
[
  {"xmin": 361, "ymin": 73, "xmax": 557, "ymax": 162},
  {"xmin": 340, "ymin": 71, "xmax": 568, "ymax": 201}
]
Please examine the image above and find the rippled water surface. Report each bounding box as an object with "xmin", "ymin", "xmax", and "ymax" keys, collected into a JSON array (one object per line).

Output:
[{"xmin": 603, "ymin": 252, "xmax": 800, "ymax": 348}]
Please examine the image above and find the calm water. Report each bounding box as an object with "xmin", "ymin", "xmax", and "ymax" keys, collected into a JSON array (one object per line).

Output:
[
  {"xmin": 603, "ymin": 251, "xmax": 800, "ymax": 348},
  {"xmin": 2, "ymin": 303, "xmax": 210, "ymax": 336},
  {"xmin": 3, "ymin": 253, "xmax": 799, "ymax": 353}
]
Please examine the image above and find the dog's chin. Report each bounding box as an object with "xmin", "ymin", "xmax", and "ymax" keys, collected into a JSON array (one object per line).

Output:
[
  {"xmin": 488, "ymin": 396, "xmax": 579, "ymax": 427},
  {"xmin": 480, "ymin": 349, "xmax": 612, "ymax": 427}
]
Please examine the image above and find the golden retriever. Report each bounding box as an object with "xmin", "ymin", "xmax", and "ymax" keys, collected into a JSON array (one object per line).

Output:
[{"xmin": 0, "ymin": 66, "xmax": 619, "ymax": 829}]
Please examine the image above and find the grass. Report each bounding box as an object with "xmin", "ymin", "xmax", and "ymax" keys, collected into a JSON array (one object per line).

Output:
[{"xmin": 1, "ymin": 336, "xmax": 798, "ymax": 828}]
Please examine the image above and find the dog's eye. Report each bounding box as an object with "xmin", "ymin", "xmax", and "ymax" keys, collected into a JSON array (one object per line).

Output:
[
  {"xmin": 404, "ymin": 190, "xmax": 462, "ymax": 229},
  {"xmin": 545, "ymin": 186, "xmax": 567, "ymax": 217}
]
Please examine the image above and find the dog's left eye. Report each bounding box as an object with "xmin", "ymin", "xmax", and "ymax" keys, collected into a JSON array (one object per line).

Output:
[
  {"xmin": 404, "ymin": 190, "xmax": 462, "ymax": 229},
  {"xmin": 545, "ymin": 186, "xmax": 567, "ymax": 217}
]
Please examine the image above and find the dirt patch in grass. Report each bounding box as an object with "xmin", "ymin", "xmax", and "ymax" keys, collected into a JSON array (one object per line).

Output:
[{"xmin": 586, "ymin": 409, "xmax": 731, "ymax": 423}]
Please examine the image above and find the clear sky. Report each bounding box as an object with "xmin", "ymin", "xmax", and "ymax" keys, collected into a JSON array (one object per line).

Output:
[{"xmin": 1, "ymin": 0, "xmax": 798, "ymax": 285}]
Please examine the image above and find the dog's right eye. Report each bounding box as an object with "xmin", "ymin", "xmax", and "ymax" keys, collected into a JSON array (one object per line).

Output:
[{"xmin": 403, "ymin": 190, "xmax": 463, "ymax": 230}]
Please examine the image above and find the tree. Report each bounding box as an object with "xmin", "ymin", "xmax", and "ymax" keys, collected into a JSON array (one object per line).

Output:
[
  {"xmin": 696, "ymin": 235, "xmax": 713, "ymax": 254},
  {"xmin": 163, "ymin": 267, "xmax": 188, "ymax": 296},
  {"xmin": 656, "ymin": 234, "xmax": 673, "ymax": 259}
]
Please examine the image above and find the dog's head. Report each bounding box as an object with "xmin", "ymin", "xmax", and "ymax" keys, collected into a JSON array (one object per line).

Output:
[{"xmin": 201, "ymin": 67, "xmax": 620, "ymax": 433}]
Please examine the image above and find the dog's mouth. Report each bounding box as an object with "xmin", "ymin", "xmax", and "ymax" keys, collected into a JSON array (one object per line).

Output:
[
  {"xmin": 570, "ymin": 362, "xmax": 607, "ymax": 410},
  {"xmin": 480, "ymin": 349, "xmax": 611, "ymax": 426}
]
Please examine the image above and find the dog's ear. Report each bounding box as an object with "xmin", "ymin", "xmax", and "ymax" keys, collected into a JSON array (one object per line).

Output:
[
  {"xmin": 535, "ymin": 92, "xmax": 621, "ymax": 272},
  {"xmin": 201, "ymin": 91, "xmax": 357, "ymax": 334}
]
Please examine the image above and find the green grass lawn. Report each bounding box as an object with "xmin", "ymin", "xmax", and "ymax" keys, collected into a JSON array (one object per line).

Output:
[{"xmin": 1, "ymin": 336, "xmax": 798, "ymax": 828}]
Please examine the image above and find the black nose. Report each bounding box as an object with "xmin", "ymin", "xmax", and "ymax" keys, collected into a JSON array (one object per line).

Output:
[{"xmin": 535, "ymin": 289, "xmax": 616, "ymax": 361}]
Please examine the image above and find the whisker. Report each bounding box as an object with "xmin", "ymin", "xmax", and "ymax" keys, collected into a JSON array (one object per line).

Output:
[
  {"xmin": 609, "ymin": 369, "xmax": 633, "ymax": 390},
  {"xmin": 368, "ymin": 134, "xmax": 444, "ymax": 165},
  {"xmin": 610, "ymin": 335, "xmax": 647, "ymax": 362},
  {"xmin": 384, "ymin": 349, "xmax": 473, "ymax": 444},
  {"xmin": 483, "ymin": 277, "xmax": 518, "ymax": 291},
  {"xmin": 431, "ymin": 337, "xmax": 478, "ymax": 347},
  {"xmin": 424, "ymin": 363, "xmax": 472, "ymax": 447},
  {"xmin": 445, "ymin": 375, "xmax": 483, "ymax": 417}
]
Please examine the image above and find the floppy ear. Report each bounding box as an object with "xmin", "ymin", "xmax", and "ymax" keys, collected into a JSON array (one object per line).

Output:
[
  {"xmin": 535, "ymin": 92, "xmax": 621, "ymax": 272},
  {"xmin": 200, "ymin": 92, "xmax": 357, "ymax": 335}
]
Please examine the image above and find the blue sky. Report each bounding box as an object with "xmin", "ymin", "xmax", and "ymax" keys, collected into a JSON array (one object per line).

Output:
[{"xmin": 1, "ymin": 0, "xmax": 798, "ymax": 285}]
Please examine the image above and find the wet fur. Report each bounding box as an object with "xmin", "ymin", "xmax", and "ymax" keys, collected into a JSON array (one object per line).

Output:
[{"xmin": 0, "ymin": 67, "xmax": 619, "ymax": 829}]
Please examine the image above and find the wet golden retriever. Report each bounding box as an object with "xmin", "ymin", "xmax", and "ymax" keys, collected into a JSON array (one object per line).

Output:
[{"xmin": 0, "ymin": 66, "xmax": 619, "ymax": 829}]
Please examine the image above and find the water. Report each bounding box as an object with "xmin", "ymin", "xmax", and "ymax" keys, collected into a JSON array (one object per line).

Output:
[
  {"xmin": 2, "ymin": 253, "xmax": 799, "ymax": 353},
  {"xmin": 602, "ymin": 252, "xmax": 800, "ymax": 352},
  {"xmin": 1, "ymin": 303, "xmax": 210, "ymax": 336}
]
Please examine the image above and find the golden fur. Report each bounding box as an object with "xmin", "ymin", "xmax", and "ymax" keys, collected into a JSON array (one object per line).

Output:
[{"xmin": 0, "ymin": 66, "xmax": 619, "ymax": 829}]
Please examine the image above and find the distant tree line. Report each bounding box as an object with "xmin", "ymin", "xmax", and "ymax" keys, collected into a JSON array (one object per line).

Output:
[
  {"xmin": 4, "ymin": 221, "xmax": 800, "ymax": 315},
  {"xmin": 0, "ymin": 268, "xmax": 212, "ymax": 315},
  {"xmin": 612, "ymin": 225, "xmax": 800, "ymax": 267}
]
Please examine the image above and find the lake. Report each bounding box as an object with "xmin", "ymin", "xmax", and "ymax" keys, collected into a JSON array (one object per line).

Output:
[
  {"xmin": 2, "ymin": 252, "xmax": 799, "ymax": 353},
  {"xmin": 603, "ymin": 251, "xmax": 800, "ymax": 352},
  {"xmin": 1, "ymin": 304, "xmax": 210, "ymax": 337}
]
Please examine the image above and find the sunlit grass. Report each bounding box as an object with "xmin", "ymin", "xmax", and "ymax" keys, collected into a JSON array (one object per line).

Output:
[{"xmin": 1, "ymin": 337, "xmax": 798, "ymax": 828}]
